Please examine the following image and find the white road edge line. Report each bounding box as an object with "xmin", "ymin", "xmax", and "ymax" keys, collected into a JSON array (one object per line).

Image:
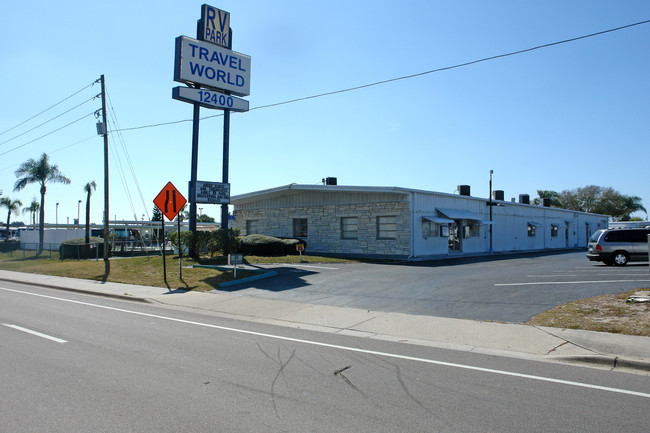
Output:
[
  {"xmin": 496, "ymin": 279, "xmax": 650, "ymax": 286},
  {"xmin": 1, "ymin": 286, "xmax": 648, "ymax": 399},
  {"xmin": 3, "ymin": 323, "xmax": 67, "ymax": 343}
]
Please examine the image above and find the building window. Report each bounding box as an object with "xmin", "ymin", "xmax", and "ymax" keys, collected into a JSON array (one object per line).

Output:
[
  {"xmin": 246, "ymin": 220, "xmax": 259, "ymax": 235},
  {"xmin": 527, "ymin": 223, "xmax": 536, "ymax": 237},
  {"xmin": 422, "ymin": 220, "xmax": 434, "ymax": 237},
  {"xmin": 341, "ymin": 217, "xmax": 358, "ymax": 239},
  {"xmin": 551, "ymin": 224, "xmax": 559, "ymax": 237},
  {"xmin": 377, "ymin": 216, "xmax": 396, "ymax": 239},
  {"xmin": 463, "ymin": 223, "xmax": 480, "ymax": 238},
  {"xmin": 293, "ymin": 218, "xmax": 308, "ymax": 237}
]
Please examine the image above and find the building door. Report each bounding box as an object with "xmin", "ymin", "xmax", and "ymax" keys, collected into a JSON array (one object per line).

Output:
[
  {"xmin": 565, "ymin": 222, "xmax": 570, "ymax": 247},
  {"xmin": 448, "ymin": 222, "xmax": 461, "ymax": 252}
]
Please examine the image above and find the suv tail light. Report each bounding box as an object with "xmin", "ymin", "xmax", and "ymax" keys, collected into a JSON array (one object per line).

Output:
[{"xmin": 596, "ymin": 245, "xmax": 602, "ymax": 252}]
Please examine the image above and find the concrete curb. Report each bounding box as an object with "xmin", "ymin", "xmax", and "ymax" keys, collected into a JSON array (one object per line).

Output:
[
  {"xmin": 0, "ymin": 276, "xmax": 150, "ymax": 303},
  {"xmin": 553, "ymin": 355, "xmax": 650, "ymax": 372}
]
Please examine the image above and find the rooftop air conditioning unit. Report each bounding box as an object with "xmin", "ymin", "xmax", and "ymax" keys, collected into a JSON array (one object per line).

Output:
[{"xmin": 458, "ymin": 185, "xmax": 471, "ymax": 196}]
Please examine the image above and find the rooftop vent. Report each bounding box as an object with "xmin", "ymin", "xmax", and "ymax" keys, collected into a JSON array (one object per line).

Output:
[
  {"xmin": 323, "ymin": 177, "xmax": 337, "ymax": 186},
  {"xmin": 519, "ymin": 194, "xmax": 530, "ymax": 205},
  {"xmin": 458, "ymin": 185, "xmax": 471, "ymax": 196},
  {"xmin": 492, "ymin": 190, "xmax": 504, "ymax": 201}
]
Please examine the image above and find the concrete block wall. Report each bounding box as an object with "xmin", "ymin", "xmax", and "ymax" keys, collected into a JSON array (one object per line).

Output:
[{"xmin": 233, "ymin": 201, "xmax": 411, "ymax": 257}]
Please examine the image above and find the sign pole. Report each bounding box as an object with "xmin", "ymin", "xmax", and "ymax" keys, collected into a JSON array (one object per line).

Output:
[
  {"xmin": 161, "ymin": 218, "xmax": 166, "ymax": 283},
  {"xmin": 178, "ymin": 215, "xmax": 182, "ymax": 281},
  {"xmin": 189, "ymin": 95, "xmax": 200, "ymax": 251},
  {"xmin": 221, "ymin": 30, "xmax": 233, "ymax": 235},
  {"xmin": 221, "ymin": 108, "xmax": 230, "ymax": 233}
]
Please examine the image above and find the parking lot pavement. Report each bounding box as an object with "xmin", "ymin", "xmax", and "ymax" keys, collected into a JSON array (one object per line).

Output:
[{"xmin": 219, "ymin": 252, "xmax": 650, "ymax": 323}]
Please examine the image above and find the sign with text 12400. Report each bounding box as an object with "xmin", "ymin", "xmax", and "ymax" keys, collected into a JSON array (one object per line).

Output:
[
  {"xmin": 172, "ymin": 86, "xmax": 249, "ymax": 112},
  {"xmin": 174, "ymin": 36, "xmax": 251, "ymax": 97},
  {"xmin": 195, "ymin": 181, "xmax": 230, "ymax": 204}
]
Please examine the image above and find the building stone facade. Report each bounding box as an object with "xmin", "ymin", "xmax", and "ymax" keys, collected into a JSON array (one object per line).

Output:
[{"xmin": 234, "ymin": 200, "xmax": 411, "ymax": 258}]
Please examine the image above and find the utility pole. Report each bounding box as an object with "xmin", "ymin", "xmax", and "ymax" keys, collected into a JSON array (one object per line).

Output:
[{"xmin": 99, "ymin": 75, "xmax": 110, "ymax": 275}]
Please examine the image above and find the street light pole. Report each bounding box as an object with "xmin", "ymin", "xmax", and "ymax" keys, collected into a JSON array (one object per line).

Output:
[
  {"xmin": 78, "ymin": 200, "xmax": 82, "ymax": 227},
  {"xmin": 489, "ymin": 170, "xmax": 493, "ymax": 254},
  {"xmin": 56, "ymin": 202, "xmax": 59, "ymax": 228}
]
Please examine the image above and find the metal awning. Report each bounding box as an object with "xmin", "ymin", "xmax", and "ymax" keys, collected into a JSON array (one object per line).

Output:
[
  {"xmin": 422, "ymin": 215, "xmax": 453, "ymax": 224},
  {"xmin": 437, "ymin": 208, "xmax": 483, "ymax": 221},
  {"xmin": 528, "ymin": 221, "xmax": 545, "ymax": 227}
]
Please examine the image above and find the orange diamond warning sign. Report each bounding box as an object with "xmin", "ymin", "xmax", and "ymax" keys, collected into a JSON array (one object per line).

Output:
[{"xmin": 154, "ymin": 181, "xmax": 187, "ymax": 221}]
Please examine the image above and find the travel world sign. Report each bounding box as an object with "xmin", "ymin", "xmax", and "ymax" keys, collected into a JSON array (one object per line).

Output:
[{"xmin": 174, "ymin": 36, "xmax": 251, "ymax": 97}]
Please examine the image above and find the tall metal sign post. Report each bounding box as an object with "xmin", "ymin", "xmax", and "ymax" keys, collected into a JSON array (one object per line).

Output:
[{"xmin": 173, "ymin": 4, "xmax": 251, "ymax": 251}]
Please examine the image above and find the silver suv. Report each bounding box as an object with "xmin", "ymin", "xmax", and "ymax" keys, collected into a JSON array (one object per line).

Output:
[{"xmin": 587, "ymin": 228, "xmax": 650, "ymax": 265}]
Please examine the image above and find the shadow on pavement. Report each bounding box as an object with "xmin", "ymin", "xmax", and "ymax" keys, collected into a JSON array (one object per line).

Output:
[{"xmin": 212, "ymin": 265, "xmax": 318, "ymax": 293}]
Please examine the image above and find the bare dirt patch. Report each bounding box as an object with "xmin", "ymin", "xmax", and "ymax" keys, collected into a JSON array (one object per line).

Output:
[{"xmin": 527, "ymin": 289, "xmax": 650, "ymax": 337}]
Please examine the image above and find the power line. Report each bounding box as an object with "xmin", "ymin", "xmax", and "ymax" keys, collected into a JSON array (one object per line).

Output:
[
  {"xmin": 113, "ymin": 18, "xmax": 650, "ymax": 133},
  {"xmin": 107, "ymin": 90, "xmax": 148, "ymax": 220},
  {"xmin": 0, "ymin": 80, "xmax": 96, "ymax": 137},
  {"xmin": 0, "ymin": 111, "xmax": 96, "ymax": 157},
  {"xmin": 0, "ymin": 96, "xmax": 96, "ymax": 147}
]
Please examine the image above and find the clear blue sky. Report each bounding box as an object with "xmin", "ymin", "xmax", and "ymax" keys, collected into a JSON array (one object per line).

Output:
[{"xmin": 1, "ymin": 0, "xmax": 649, "ymax": 224}]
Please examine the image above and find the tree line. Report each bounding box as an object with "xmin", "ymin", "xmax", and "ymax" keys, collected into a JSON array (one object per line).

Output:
[
  {"xmin": 534, "ymin": 186, "xmax": 646, "ymax": 221},
  {"xmin": 1, "ymin": 153, "xmax": 96, "ymax": 249}
]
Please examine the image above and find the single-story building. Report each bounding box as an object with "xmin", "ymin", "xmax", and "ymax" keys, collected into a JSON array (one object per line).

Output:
[{"xmin": 231, "ymin": 183, "xmax": 609, "ymax": 260}]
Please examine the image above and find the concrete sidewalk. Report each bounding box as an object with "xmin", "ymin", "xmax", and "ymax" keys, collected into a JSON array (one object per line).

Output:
[{"xmin": 1, "ymin": 269, "xmax": 649, "ymax": 374}]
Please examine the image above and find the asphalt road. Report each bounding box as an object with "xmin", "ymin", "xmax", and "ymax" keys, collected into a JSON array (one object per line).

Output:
[
  {"xmin": 225, "ymin": 251, "xmax": 650, "ymax": 322},
  {"xmin": 2, "ymin": 281, "xmax": 649, "ymax": 432}
]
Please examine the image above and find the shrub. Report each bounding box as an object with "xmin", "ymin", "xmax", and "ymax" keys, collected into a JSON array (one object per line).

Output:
[
  {"xmin": 59, "ymin": 237, "xmax": 106, "ymax": 259},
  {"xmin": 207, "ymin": 228, "xmax": 240, "ymax": 257},
  {"xmin": 169, "ymin": 228, "xmax": 240, "ymax": 257},
  {"xmin": 238, "ymin": 234, "xmax": 305, "ymax": 256}
]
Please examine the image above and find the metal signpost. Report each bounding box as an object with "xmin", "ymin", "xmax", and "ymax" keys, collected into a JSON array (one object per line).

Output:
[
  {"xmin": 228, "ymin": 253, "xmax": 243, "ymax": 278},
  {"xmin": 173, "ymin": 4, "xmax": 251, "ymax": 243},
  {"xmin": 153, "ymin": 182, "xmax": 187, "ymax": 283}
]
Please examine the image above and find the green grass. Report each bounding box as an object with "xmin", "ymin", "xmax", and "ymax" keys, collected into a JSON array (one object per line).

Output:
[{"xmin": 0, "ymin": 251, "xmax": 354, "ymax": 292}]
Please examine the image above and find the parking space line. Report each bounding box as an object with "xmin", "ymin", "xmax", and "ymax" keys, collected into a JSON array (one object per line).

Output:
[
  {"xmin": 496, "ymin": 279, "xmax": 650, "ymax": 286},
  {"xmin": 284, "ymin": 264, "xmax": 339, "ymax": 270}
]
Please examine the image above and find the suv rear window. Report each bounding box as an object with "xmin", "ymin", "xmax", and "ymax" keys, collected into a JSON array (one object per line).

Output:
[
  {"xmin": 589, "ymin": 230, "xmax": 604, "ymax": 242},
  {"xmin": 603, "ymin": 229, "xmax": 650, "ymax": 243}
]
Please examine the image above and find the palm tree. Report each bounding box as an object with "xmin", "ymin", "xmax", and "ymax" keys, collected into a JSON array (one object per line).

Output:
[
  {"xmin": 620, "ymin": 195, "xmax": 646, "ymax": 221},
  {"xmin": 0, "ymin": 197, "xmax": 22, "ymax": 241},
  {"xmin": 13, "ymin": 153, "xmax": 71, "ymax": 251},
  {"xmin": 83, "ymin": 181, "xmax": 97, "ymax": 243},
  {"xmin": 22, "ymin": 198, "xmax": 40, "ymax": 226}
]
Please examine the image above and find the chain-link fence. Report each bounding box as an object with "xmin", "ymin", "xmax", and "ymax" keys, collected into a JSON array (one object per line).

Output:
[{"xmin": 3, "ymin": 241, "xmax": 172, "ymax": 260}]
